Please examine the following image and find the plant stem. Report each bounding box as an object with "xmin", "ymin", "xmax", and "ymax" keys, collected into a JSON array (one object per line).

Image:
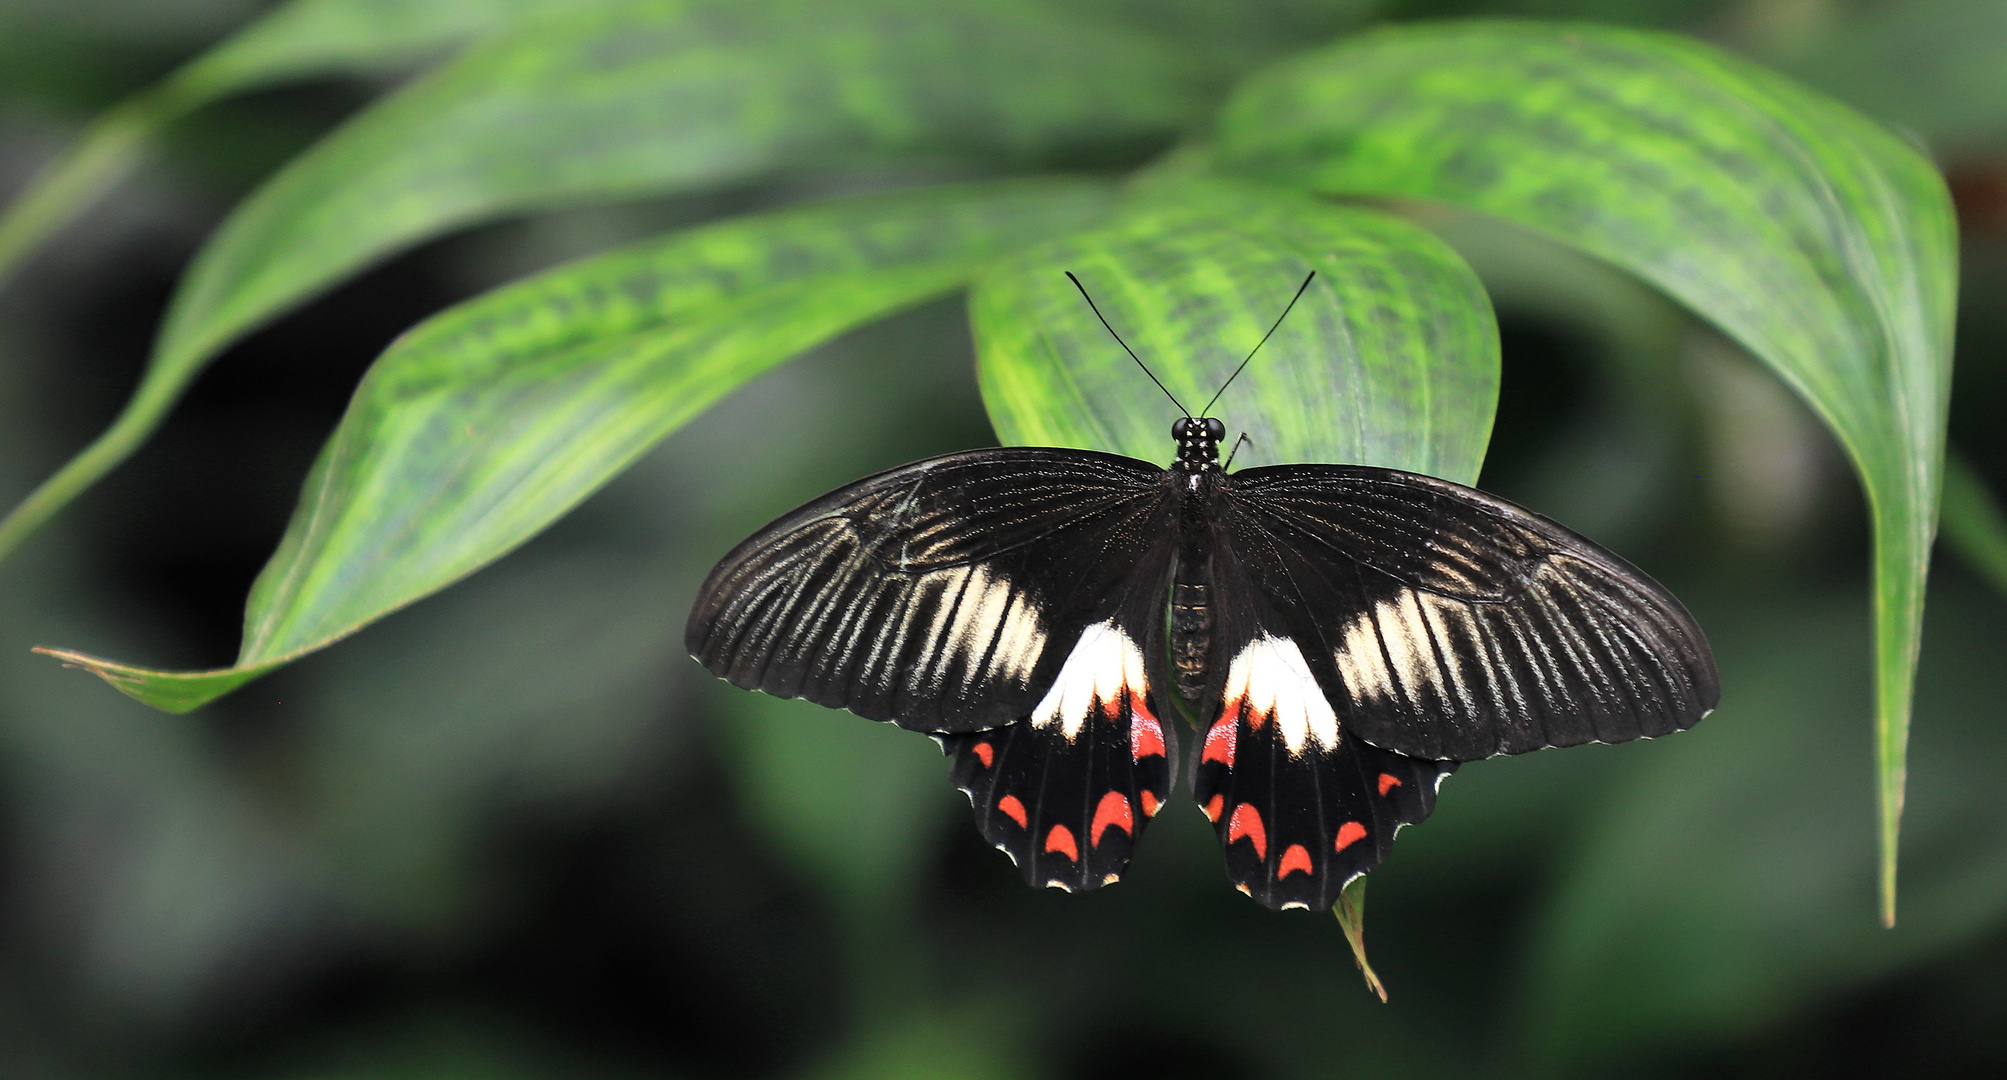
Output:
[{"xmin": 0, "ymin": 365, "xmax": 184, "ymax": 564}]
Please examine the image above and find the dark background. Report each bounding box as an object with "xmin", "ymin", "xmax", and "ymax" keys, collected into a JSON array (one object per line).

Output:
[{"xmin": 3, "ymin": 1, "xmax": 2007, "ymax": 1077}]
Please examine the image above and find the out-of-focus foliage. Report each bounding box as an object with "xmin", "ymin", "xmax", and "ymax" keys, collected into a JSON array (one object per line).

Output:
[{"xmin": 2, "ymin": 1, "xmax": 2006, "ymax": 1079}]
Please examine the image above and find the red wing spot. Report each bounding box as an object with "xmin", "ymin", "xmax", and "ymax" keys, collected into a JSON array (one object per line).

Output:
[
  {"xmin": 1377, "ymin": 772, "xmax": 1400, "ymax": 796},
  {"xmin": 971, "ymin": 742, "xmax": 994, "ymax": 768},
  {"xmin": 1236, "ymin": 883, "xmax": 1252, "ymax": 896},
  {"xmin": 1140, "ymin": 791, "xmax": 1161, "ymax": 818},
  {"xmin": 1130, "ymin": 705, "xmax": 1166, "ymax": 761},
  {"xmin": 1103, "ymin": 873, "xmax": 1121, "ymax": 885},
  {"xmin": 1201, "ymin": 720, "xmax": 1236, "ymax": 767},
  {"xmin": 1090, "ymin": 791, "xmax": 1134, "ymax": 846},
  {"xmin": 1227, "ymin": 803, "xmax": 1268, "ymax": 860},
  {"xmin": 1203, "ymin": 794, "xmax": 1224, "ymax": 822},
  {"xmin": 1044, "ymin": 825, "xmax": 1079, "ymax": 862},
  {"xmin": 1334, "ymin": 821, "xmax": 1368, "ymax": 852},
  {"xmin": 996, "ymin": 794, "xmax": 1028, "ymax": 829},
  {"xmin": 1278, "ymin": 844, "xmax": 1314, "ymax": 880}
]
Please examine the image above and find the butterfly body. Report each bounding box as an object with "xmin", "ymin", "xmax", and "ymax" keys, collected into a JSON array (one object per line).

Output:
[{"xmin": 687, "ymin": 417, "xmax": 1717, "ymax": 911}]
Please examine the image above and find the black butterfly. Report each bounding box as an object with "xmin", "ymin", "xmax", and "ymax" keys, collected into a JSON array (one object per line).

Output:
[{"xmin": 685, "ymin": 273, "xmax": 1717, "ymax": 912}]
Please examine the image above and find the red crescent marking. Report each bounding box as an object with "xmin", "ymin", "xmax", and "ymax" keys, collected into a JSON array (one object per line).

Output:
[
  {"xmin": 1377, "ymin": 772, "xmax": 1400, "ymax": 796},
  {"xmin": 971, "ymin": 742, "xmax": 994, "ymax": 768},
  {"xmin": 1201, "ymin": 719, "xmax": 1235, "ymax": 767},
  {"xmin": 1140, "ymin": 790, "xmax": 1161, "ymax": 818},
  {"xmin": 996, "ymin": 794, "xmax": 1028, "ymax": 829},
  {"xmin": 1044, "ymin": 824, "xmax": 1079, "ymax": 861},
  {"xmin": 1130, "ymin": 705, "xmax": 1166, "ymax": 761},
  {"xmin": 1203, "ymin": 794, "xmax": 1224, "ymax": 822},
  {"xmin": 1090, "ymin": 791, "xmax": 1134, "ymax": 846},
  {"xmin": 1334, "ymin": 821, "xmax": 1368, "ymax": 852},
  {"xmin": 1227, "ymin": 803, "xmax": 1268, "ymax": 860},
  {"xmin": 1278, "ymin": 844, "xmax": 1314, "ymax": 879}
]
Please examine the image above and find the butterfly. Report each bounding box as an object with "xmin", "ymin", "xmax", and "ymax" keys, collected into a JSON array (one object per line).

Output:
[{"xmin": 684, "ymin": 272, "xmax": 1718, "ymax": 912}]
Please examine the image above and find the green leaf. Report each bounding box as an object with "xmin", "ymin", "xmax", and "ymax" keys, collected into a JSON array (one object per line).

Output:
[
  {"xmin": 1210, "ymin": 19, "xmax": 1959, "ymax": 924},
  {"xmin": 172, "ymin": 0, "xmax": 597, "ymax": 95},
  {"xmin": 0, "ymin": 0, "xmax": 574, "ymax": 295},
  {"xmin": 35, "ymin": 179, "xmax": 1119, "ymax": 711},
  {"xmin": 0, "ymin": 0, "xmax": 605, "ymax": 562},
  {"xmin": 162, "ymin": 0, "xmax": 1199, "ymax": 373},
  {"xmin": 972, "ymin": 180, "xmax": 1499, "ymax": 482},
  {"xmin": 0, "ymin": 0, "xmax": 1203, "ymax": 567},
  {"xmin": 1334, "ymin": 875, "xmax": 1388, "ymax": 1003}
]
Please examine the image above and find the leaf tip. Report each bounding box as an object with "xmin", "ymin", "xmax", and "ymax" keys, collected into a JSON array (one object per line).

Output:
[
  {"xmin": 1334, "ymin": 875, "xmax": 1389, "ymax": 1002},
  {"xmin": 29, "ymin": 645, "xmax": 245, "ymax": 714},
  {"xmin": 31, "ymin": 644, "xmax": 133, "ymax": 682}
]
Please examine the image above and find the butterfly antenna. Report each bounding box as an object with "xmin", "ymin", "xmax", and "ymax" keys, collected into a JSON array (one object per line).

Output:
[
  {"xmin": 1200, "ymin": 270, "xmax": 1316, "ymax": 419},
  {"xmin": 1066, "ymin": 271, "xmax": 1187, "ymax": 416},
  {"xmin": 1223, "ymin": 432, "xmax": 1252, "ymax": 470}
]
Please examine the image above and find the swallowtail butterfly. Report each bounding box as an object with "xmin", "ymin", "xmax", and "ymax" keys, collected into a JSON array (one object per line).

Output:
[{"xmin": 686, "ymin": 274, "xmax": 1717, "ymax": 912}]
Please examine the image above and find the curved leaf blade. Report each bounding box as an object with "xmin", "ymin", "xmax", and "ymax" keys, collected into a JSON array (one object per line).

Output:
[
  {"xmin": 173, "ymin": 0, "xmax": 596, "ymax": 95},
  {"xmin": 0, "ymin": 0, "xmax": 618, "ymax": 562},
  {"xmin": 0, "ymin": 0, "xmax": 1202, "ymax": 567},
  {"xmin": 161, "ymin": 0, "xmax": 1202, "ymax": 385},
  {"xmin": 973, "ymin": 180, "xmax": 1499, "ymax": 482},
  {"xmin": 0, "ymin": 0, "xmax": 581, "ymax": 296},
  {"xmin": 37, "ymin": 179, "xmax": 1118, "ymax": 712},
  {"xmin": 1211, "ymin": 20, "xmax": 1958, "ymax": 923}
]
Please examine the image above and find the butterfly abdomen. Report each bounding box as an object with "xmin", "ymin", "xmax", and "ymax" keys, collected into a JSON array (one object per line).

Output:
[
  {"xmin": 1171, "ymin": 582, "xmax": 1211, "ymax": 701},
  {"xmin": 1170, "ymin": 470, "xmax": 1222, "ymax": 703}
]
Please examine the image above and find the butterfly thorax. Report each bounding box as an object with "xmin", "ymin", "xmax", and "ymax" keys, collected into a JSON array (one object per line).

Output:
[{"xmin": 1169, "ymin": 417, "xmax": 1226, "ymax": 702}]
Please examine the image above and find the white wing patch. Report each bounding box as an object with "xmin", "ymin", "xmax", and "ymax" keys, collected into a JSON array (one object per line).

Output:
[
  {"xmin": 908, "ymin": 563, "xmax": 1045, "ymax": 693},
  {"xmin": 1223, "ymin": 634, "xmax": 1338, "ymax": 756},
  {"xmin": 1030, "ymin": 619, "xmax": 1147, "ymax": 742},
  {"xmin": 948, "ymin": 563, "xmax": 1045, "ymax": 688},
  {"xmin": 1331, "ymin": 590, "xmax": 1475, "ymax": 709}
]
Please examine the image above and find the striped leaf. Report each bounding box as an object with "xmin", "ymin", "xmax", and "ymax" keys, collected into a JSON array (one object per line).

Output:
[
  {"xmin": 0, "ymin": 0, "xmax": 1203, "ymax": 567},
  {"xmin": 973, "ymin": 180, "xmax": 1499, "ymax": 483},
  {"xmin": 35, "ymin": 180, "xmax": 1117, "ymax": 711},
  {"xmin": 1209, "ymin": 19, "xmax": 1957, "ymax": 924}
]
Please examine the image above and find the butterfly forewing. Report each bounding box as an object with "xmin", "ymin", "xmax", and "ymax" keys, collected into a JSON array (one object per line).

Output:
[
  {"xmin": 688, "ymin": 446, "xmax": 1185, "ymax": 889},
  {"xmin": 1220, "ymin": 465, "xmax": 1718, "ymax": 762},
  {"xmin": 687, "ymin": 448, "xmax": 1175, "ymax": 734}
]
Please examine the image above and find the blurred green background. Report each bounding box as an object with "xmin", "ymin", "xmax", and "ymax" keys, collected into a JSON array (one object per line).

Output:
[{"xmin": 2, "ymin": 0, "xmax": 2006, "ymax": 1077}]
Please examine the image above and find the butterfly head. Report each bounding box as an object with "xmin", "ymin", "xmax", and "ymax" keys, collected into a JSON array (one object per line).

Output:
[{"xmin": 1173, "ymin": 416, "xmax": 1227, "ymax": 467}]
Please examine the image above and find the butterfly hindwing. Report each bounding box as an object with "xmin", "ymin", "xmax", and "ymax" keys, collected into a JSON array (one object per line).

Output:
[
  {"xmin": 1220, "ymin": 465, "xmax": 1718, "ymax": 762},
  {"xmin": 686, "ymin": 447, "xmax": 1174, "ymax": 734},
  {"xmin": 939, "ymin": 545, "xmax": 1180, "ymax": 890},
  {"xmin": 1190, "ymin": 563, "xmax": 1453, "ymax": 911}
]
